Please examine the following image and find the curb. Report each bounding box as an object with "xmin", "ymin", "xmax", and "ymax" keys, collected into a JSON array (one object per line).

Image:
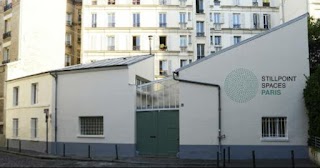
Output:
[{"xmin": 0, "ymin": 149, "xmax": 216, "ymax": 166}]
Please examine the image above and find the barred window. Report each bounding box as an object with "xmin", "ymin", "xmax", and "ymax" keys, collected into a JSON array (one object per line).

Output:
[
  {"xmin": 262, "ymin": 117, "xmax": 287, "ymax": 138},
  {"xmin": 80, "ymin": 117, "xmax": 103, "ymax": 135}
]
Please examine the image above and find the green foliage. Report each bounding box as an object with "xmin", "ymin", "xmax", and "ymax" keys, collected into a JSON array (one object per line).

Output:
[
  {"xmin": 304, "ymin": 66, "xmax": 320, "ymax": 137},
  {"xmin": 308, "ymin": 17, "xmax": 320, "ymax": 74}
]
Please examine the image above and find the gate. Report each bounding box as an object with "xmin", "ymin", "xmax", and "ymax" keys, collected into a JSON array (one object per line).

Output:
[{"xmin": 136, "ymin": 78, "xmax": 179, "ymax": 157}]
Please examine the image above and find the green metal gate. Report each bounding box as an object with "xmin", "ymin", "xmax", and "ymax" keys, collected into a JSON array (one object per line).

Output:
[{"xmin": 136, "ymin": 110, "xmax": 179, "ymax": 157}]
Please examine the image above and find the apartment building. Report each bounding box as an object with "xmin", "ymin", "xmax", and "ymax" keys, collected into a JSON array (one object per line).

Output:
[
  {"xmin": 0, "ymin": 0, "xmax": 82, "ymax": 146},
  {"xmin": 82, "ymin": 0, "xmax": 280, "ymax": 79}
]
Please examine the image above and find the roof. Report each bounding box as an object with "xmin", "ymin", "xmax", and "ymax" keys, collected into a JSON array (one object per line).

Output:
[
  {"xmin": 51, "ymin": 54, "xmax": 153, "ymax": 73},
  {"xmin": 175, "ymin": 13, "xmax": 309, "ymax": 73}
]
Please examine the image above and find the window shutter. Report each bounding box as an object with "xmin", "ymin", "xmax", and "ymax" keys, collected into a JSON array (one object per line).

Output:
[
  {"xmin": 268, "ymin": 14, "xmax": 271, "ymax": 28},
  {"xmin": 221, "ymin": 13, "xmax": 224, "ymax": 24},
  {"xmin": 229, "ymin": 13, "xmax": 233, "ymax": 28},
  {"xmin": 241, "ymin": 13, "xmax": 245, "ymax": 28}
]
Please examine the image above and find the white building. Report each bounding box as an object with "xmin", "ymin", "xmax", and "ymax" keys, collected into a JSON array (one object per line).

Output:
[
  {"xmin": 172, "ymin": 13, "xmax": 309, "ymax": 159},
  {"xmin": 81, "ymin": 0, "xmax": 280, "ymax": 79}
]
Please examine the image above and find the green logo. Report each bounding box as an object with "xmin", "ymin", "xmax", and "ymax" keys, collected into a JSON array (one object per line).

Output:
[{"xmin": 224, "ymin": 68, "xmax": 259, "ymax": 103}]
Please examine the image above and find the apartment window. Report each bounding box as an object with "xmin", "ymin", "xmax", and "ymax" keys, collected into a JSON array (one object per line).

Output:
[
  {"xmin": 66, "ymin": 33, "xmax": 72, "ymax": 46},
  {"xmin": 0, "ymin": 124, "xmax": 3, "ymax": 135},
  {"xmin": 234, "ymin": 0, "xmax": 240, "ymax": 6},
  {"xmin": 92, "ymin": 0, "xmax": 97, "ymax": 5},
  {"xmin": 159, "ymin": 36, "xmax": 167, "ymax": 50},
  {"xmin": 197, "ymin": 44, "xmax": 205, "ymax": 59},
  {"xmin": 65, "ymin": 55, "xmax": 71, "ymax": 66},
  {"xmin": 179, "ymin": 0, "xmax": 187, "ymax": 7},
  {"xmin": 4, "ymin": 19, "xmax": 10, "ymax": 33},
  {"xmin": 31, "ymin": 118, "xmax": 38, "ymax": 139},
  {"xmin": 80, "ymin": 117, "xmax": 104, "ymax": 135},
  {"xmin": 262, "ymin": 117, "xmax": 287, "ymax": 138},
  {"xmin": 188, "ymin": 35, "xmax": 192, "ymax": 45},
  {"xmin": 159, "ymin": 0, "xmax": 168, "ymax": 5},
  {"xmin": 92, "ymin": 13, "xmax": 97, "ymax": 27},
  {"xmin": 196, "ymin": 21, "xmax": 204, "ymax": 37},
  {"xmin": 133, "ymin": 13, "xmax": 140, "ymax": 27},
  {"xmin": 196, "ymin": 0, "xmax": 204, "ymax": 14},
  {"xmin": 252, "ymin": 0, "xmax": 258, "ymax": 6},
  {"xmin": 78, "ymin": 9, "xmax": 82, "ymax": 23},
  {"xmin": 215, "ymin": 36, "xmax": 221, "ymax": 45},
  {"xmin": 214, "ymin": 0, "xmax": 220, "ymax": 6},
  {"xmin": 263, "ymin": 0, "xmax": 270, "ymax": 7},
  {"xmin": 180, "ymin": 35, "xmax": 187, "ymax": 47},
  {"xmin": 159, "ymin": 60, "xmax": 168, "ymax": 76},
  {"xmin": 3, "ymin": 48, "xmax": 9, "ymax": 62},
  {"xmin": 132, "ymin": 0, "xmax": 140, "ymax": 5},
  {"xmin": 13, "ymin": 119, "xmax": 18, "ymax": 137},
  {"xmin": 253, "ymin": 13, "xmax": 260, "ymax": 29},
  {"xmin": 214, "ymin": 13, "xmax": 221, "ymax": 24},
  {"xmin": 233, "ymin": 13, "xmax": 241, "ymax": 29},
  {"xmin": 188, "ymin": 12, "xmax": 191, "ymax": 21},
  {"xmin": 108, "ymin": 13, "xmax": 115, "ymax": 27},
  {"xmin": 133, "ymin": 36, "xmax": 140, "ymax": 50},
  {"xmin": 179, "ymin": 12, "xmax": 186, "ymax": 23},
  {"xmin": 107, "ymin": 36, "xmax": 115, "ymax": 50},
  {"xmin": 4, "ymin": 0, "xmax": 12, "ymax": 12},
  {"xmin": 263, "ymin": 14, "xmax": 271, "ymax": 29},
  {"xmin": 66, "ymin": 13, "xmax": 72, "ymax": 26},
  {"xmin": 13, "ymin": 87, "xmax": 19, "ymax": 106},
  {"xmin": 180, "ymin": 59, "xmax": 188, "ymax": 67},
  {"xmin": 108, "ymin": 0, "xmax": 115, "ymax": 5},
  {"xmin": 210, "ymin": 36, "xmax": 213, "ymax": 45},
  {"xmin": 234, "ymin": 36, "xmax": 241, "ymax": 44},
  {"xmin": 159, "ymin": 13, "xmax": 167, "ymax": 27},
  {"xmin": 31, "ymin": 83, "xmax": 38, "ymax": 104}
]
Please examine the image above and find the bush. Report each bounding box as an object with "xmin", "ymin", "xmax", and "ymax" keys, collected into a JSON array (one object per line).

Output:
[{"xmin": 304, "ymin": 66, "xmax": 320, "ymax": 137}]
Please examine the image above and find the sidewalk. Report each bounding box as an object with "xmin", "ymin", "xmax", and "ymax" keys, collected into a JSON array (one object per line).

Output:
[{"xmin": 0, "ymin": 147, "xmax": 317, "ymax": 167}]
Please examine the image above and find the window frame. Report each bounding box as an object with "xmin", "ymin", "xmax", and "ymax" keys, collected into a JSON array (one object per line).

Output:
[
  {"xmin": 13, "ymin": 86, "xmax": 19, "ymax": 106},
  {"xmin": 31, "ymin": 118, "xmax": 38, "ymax": 139},
  {"xmin": 79, "ymin": 116, "xmax": 104, "ymax": 137},
  {"xmin": 31, "ymin": 83, "xmax": 38, "ymax": 105},
  {"xmin": 13, "ymin": 118, "xmax": 18, "ymax": 138},
  {"xmin": 261, "ymin": 117, "xmax": 288, "ymax": 141}
]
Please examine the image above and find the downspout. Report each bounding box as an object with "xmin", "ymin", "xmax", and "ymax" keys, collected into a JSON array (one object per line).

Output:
[
  {"xmin": 173, "ymin": 72, "xmax": 224, "ymax": 155},
  {"xmin": 50, "ymin": 72, "xmax": 58, "ymax": 154}
]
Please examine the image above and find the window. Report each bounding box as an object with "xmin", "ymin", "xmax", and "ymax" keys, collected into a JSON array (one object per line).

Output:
[
  {"xmin": 233, "ymin": 13, "xmax": 241, "ymax": 29},
  {"xmin": 4, "ymin": 0, "xmax": 12, "ymax": 11},
  {"xmin": 92, "ymin": 0, "xmax": 97, "ymax": 5},
  {"xmin": 179, "ymin": 0, "xmax": 186, "ymax": 7},
  {"xmin": 263, "ymin": 14, "xmax": 271, "ymax": 29},
  {"xmin": 252, "ymin": 0, "xmax": 258, "ymax": 6},
  {"xmin": 31, "ymin": 118, "xmax": 38, "ymax": 139},
  {"xmin": 188, "ymin": 12, "xmax": 191, "ymax": 21},
  {"xmin": 108, "ymin": 13, "xmax": 115, "ymax": 27},
  {"xmin": 0, "ymin": 124, "xmax": 3, "ymax": 135},
  {"xmin": 180, "ymin": 35, "xmax": 187, "ymax": 47},
  {"xmin": 262, "ymin": 117, "xmax": 287, "ymax": 138},
  {"xmin": 78, "ymin": 9, "xmax": 82, "ymax": 23},
  {"xmin": 253, "ymin": 13, "xmax": 259, "ymax": 29},
  {"xmin": 31, "ymin": 83, "xmax": 38, "ymax": 104},
  {"xmin": 65, "ymin": 33, "xmax": 72, "ymax": 46},
  {"xmin": 132, "ymin": 0, "xmax": 140, "ymax": 5},
  {"xmin": 107, "ymin": 36, "xmax": 115, "ymax": 50},
  {"xmin": 4, "ymin": 19, "xmax": 10, "ymax": 33},
  {"xmin": 263, "ymin": 0, "xmax": 269, "ymax": 6},
  {"xmin": 13, "ymin": 87, "xmax": 19, "ymax": 106},
  {"xmin": 196, "ymin": 0, "xmax": 204, "ymax": 13},
  {"xmin": 180, "ymin": 59, "xmax": 188, "ymax": 67},
  {"xmin": 108, "ymin": 0, "xmax": 115, "ymax": 5},
  {"xmin": 133, "ymin": 13, "xmax": 140, "ymax": 27},
  {"xmin": 159, "ymin": 36, "xmax": 167, "ymax": 50},
  {"xmin": 133, "ymin": 36, "xmax": 140, "ymax": 50},
  {"xmin": 215, "ymin": 36, "xmax": 221, "ymax": 45},
  {"xmin": 196, "ymin": 21, "xmax": 204, "ymax": 37},
  {"xmin": 234, "ymin": 36, "xmax": 241, "ymax": 44},
  {"xmin": 188, "ymin": 35, "xmax": 192, "ymax": 45},
  {"xmin": 66, "ymin": 13, "xmax": 72, "ymax": 26},
  {"xmin": 13, "ymin": 119, "xmax": 18, "ymax": 137},
  {"xmin": 80, "ymin": 117, "xmax": 103, "ymax": 135},
  {"xmin": 159, "ymin": 60, "xmax": 168, "ymax": 76},
  {"xmin": 179, "ymin": 13, "xmax": 187, "ymax": 29},
  {"xmin": 214, "ymin": 0, "xmax": 220, "ymax": 6},
  {"xmin": 159, "ymin": 0, "xmax": 168, "ymax": 5},
  {"xmin": 159, "ymin": 13, "xmax": 167, "ymax": 27},
  {"xmin": 234, "ymin": 0, "xmax": 240, "ymax": 6},
  {"xmin": 3, "ymin": 48, "xmax": 9, "ymax": 62},
  {"xmin": 210, "ymin": 36, "xmax": 213, "ymax": 45},
  {"xmin": 214, "ymin": 13, "xmax": 221, "ymax": 24},
  {"xmin": 197, "ymin": 44, "xmax": 205, "ymax": 59},
  {"xmin": 65, "ymin": 55, "xmax": 71, "ymax": 66},
  {"xmin": 92, "ymin": 13, "xmax": 97, "ymax": 27}
]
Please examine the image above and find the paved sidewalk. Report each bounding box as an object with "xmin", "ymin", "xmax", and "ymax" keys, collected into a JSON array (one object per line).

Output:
[{"xmin": 0, "ymin": 147, "xmax": 317, "ymax": 167}]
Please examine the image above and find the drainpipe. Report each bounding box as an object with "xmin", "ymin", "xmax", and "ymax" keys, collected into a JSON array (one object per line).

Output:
[
  {"xmin": 50, "ymin": 72, "xmax": 58, "ymax": 155},
  {"xmin": 173, "ymin": 72, "xmax": 224, "ymax": 155}
]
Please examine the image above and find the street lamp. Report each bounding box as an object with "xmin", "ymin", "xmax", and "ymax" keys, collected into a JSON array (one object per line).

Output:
[{"xmin": 148, "ymin": 35, "xmax": 153, "ymax": 55}]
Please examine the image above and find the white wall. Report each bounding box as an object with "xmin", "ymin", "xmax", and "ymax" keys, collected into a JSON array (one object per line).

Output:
[
  {"xmin": 7, "ymin": 0, "xmax": 66, "ymax": 80},
  {"xmin": 178, "ymin": 15, "xmax": 309, "ymax": 146},
  {"xmin": 282, "ymin": 0, "xmax": 308, "ymax": 22},
  {"xmin": 6, "ymin": 74, "xmax": 54, "ymax": 142}
]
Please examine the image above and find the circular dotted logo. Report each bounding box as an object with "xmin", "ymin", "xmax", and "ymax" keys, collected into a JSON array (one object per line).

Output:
[{"xmin": 224, "ymin": 68, "xmax": 259, "ymax": 103}]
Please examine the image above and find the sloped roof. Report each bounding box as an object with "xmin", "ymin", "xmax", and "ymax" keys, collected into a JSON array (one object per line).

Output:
[
  {"xmin": 51, "ymin": 55, "xmax": 153, "ymax": 73},
  {"xmin": 175, "ymin": 13, "xmax": 309, "ymax": 73}
]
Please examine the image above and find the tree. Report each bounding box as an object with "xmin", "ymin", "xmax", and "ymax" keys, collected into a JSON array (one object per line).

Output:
[
  {"xmin": 308, "ymin": 17, "xmax": 320, "ymax": 74},
  {"xmin": 304, "ymin": 65, "xmax": 320, "ymax": 137}
]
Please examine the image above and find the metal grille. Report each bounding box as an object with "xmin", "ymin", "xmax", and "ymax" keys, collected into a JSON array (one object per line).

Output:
[
  {"xmin": 262, "ymin": 117, "xmax": 287, "ymax": 138},
  {"xmin": 309, "ymin": 136, "xmax": 320, "ymax": 149},
  {"xmin": 80, "ymin": 117, "xmax": 103, "ymax": 135}
]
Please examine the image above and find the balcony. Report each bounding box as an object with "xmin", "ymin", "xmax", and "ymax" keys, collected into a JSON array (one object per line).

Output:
[
  {"xmin": 233, "ymin": 24, "xmax": 241, "ymax": 29},
  {"xmin": 197, "ymin": 9, "xmax": 204, "ymax": 14},
  {"xmin": 108, "ymin": 46, "xmax": 115, "ymax": 51},
  {"xmin": 2, "ymin": 59, "xmax": 10, "ymax": 64},
  {"xmin": 133, "ymin": 46, "xmax": 140, "ymax": 51},
  {"xmin": 92, "ymin": 23, "xmax": 97, "ymax": 28},
  {"xmin": 179, "ymin": 22, "xmax": 187, "ymax": 29},
  {"xmin": 197, "ymin": 55, "xmax": 204, "ymax": 60},
  {"xmin": 4, "ymin": 3, "xmax": 12, "ymax": 12},
  {"xmin": 77, "ymin": 38, "xmax": 81, "ymax": 44},
  {"xmin": 159, "ymin": 70, "xmax": 168, "ymax": 76},
  {"xmin": 215, "ymin": 46, "xmax": 222, "ymax": 52},
  {"xmin": 180, "ymin": 46, "xmax": 187, "ymax": 53},
  {"xmin": 263, "ymin": 2, "xmax": 270, "ymax": 7},
  {"xmin": 179, "ymin": 0, "xmax": 186, "ymax": 7},
  {"xmin": 159, "ymin": 0, "xmax": 169, "ymax": 5},
  {"xmin": 65, "ymin": 41, "xmax": 72, "ymax": 47},
  {"xmin": 159, "ymin": 44, "xmax": 167, "ymax": 51},
  {"xmin": 264, "ymin": 24, "xmax": 270, "ymax": 29},
  {"xmin": 66, "ymin": 21, "xmax": 72, "ymax": 26},
  {"xmin": 214, "ymin": 0, "xmax": 220, "ymax": 6},
  {"xmin": 108, "ymin": 23, "xmax": 115, "ymax": 27},
  {"xmin": 132, "ymin": 0, "xmax": 140, "ymax": 5},
  {"xmin": 133, "ymin": 23, "xmax": 140, "ymax": 27},
  {"xmin": 252, "ymin": 1, "xmax": 258, "ymax": 6},
  {"xmin": 196, "ymin": 32, "xmax": 205, "ymax": 37},
  {"xmin": 159, "ymin": 23, "xmax": 167, "ymax": 28},
  {"xmin": 214, "ymin": 23, "xmax": 222, "ymax": 30},
  {"xmin": 3, "ymin": 31, "xmax": 11, "ymax": 39}
]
